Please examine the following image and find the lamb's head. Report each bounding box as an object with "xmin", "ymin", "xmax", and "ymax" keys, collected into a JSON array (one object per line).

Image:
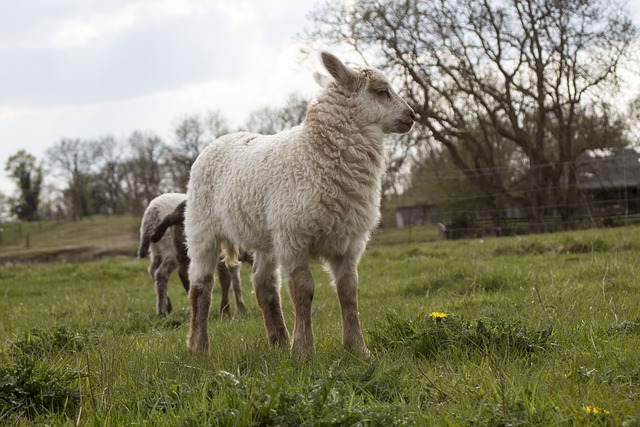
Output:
[{"xmin": 314, "ymin": 52, "xmax": 416, "ymax": 135}]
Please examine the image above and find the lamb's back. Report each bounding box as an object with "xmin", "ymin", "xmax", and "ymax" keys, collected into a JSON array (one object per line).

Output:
[
  {"xmin": 187, "ymin": 125, "xmax": 381, "ymax": 257},
  {"xmin": 142, "ymin": 193, "xmax": 186, "ymax": 259}
]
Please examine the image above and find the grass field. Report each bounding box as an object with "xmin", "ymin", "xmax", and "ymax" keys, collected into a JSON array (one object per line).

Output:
[{"xmin": 1, "ymin": 217, "xmax": 639, "ymax": 425}]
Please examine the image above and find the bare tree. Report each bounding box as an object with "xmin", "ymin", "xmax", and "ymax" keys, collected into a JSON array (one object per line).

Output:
[
  {"xmin": 244, "ymin": 92, "xmax": 310, "ymax": 134},
  {"xmin": 46, "ymin": 138, "xmax": 100, "ymax": 219},
  {"xmin": 121, "ymin": 131, "xmax": 167, "ymax": 215},
  {"xmin": 306, "ymin": 0, "xmax": 637, "ymax": 231},
  {"xmin": 4, "ymin": 150, "xmax": 43, "ymax": 221},
  {"xmin": 167, "ymin": 111, "xmax": 230, "ymax": 192},
  {"xmin": 92, "ymin": 136, "xmax": 127, "ymax": 215}
]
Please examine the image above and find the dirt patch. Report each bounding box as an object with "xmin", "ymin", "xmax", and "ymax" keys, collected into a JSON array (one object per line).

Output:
[{"xmin": 0, "ymin": 246, "xmax": 137, "ymax": 265}]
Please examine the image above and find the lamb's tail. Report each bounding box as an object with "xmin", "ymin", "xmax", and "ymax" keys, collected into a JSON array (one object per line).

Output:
[
  {"xmin": 151, "ymin": 200, "xmax": 186, "ymax": 243},
  {"xmin": 138, "ymin": 236, "xmax": 151, "ymax": 259},
  {"xmin": 138, "ymin": 207, "xmax": 161, "ymax": 259},
  {"xmin": 221, "ymin": 240, "xmax": 241, "ymax": 268}
]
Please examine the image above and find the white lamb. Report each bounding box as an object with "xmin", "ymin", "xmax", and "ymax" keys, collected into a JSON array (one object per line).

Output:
[{"xmin": 185, "ymin": 52, "xmax": 416, "ymax": 359}]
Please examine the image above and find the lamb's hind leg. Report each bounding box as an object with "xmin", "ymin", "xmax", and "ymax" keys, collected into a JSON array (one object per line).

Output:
[
  {"xmin": 154, "ymin": 258, "xmax": 176, "ymax": 316},
  {"xmin": 186, "ymin": 244, "xmax": 217, "ymax": 354},
  {"xmin": 252, "ymin": 252, "xmax": 289, "ymax": 347},
  {"xmin": 287, "ymin": 264, "xmax": 316, "ymax": 360},
  {"xmin": 230, "ymin": 263, "xmax": 246, "ymax": 317},
  {"xmin": 218, "ymin": 260, "xmax": 232, "ymax": 317},
  {"xmin": 329, "ymin": 256, "xmax": 369, "ymax": 357}
]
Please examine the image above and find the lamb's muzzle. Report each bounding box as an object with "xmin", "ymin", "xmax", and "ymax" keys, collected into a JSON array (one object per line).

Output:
[{"xmin": 395, "ymin": 108, "xmax": 416, "ymax": 133}]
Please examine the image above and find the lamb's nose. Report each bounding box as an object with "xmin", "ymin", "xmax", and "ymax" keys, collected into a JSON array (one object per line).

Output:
[{"xmin": 408, "ymin": 109, "xmax": 417, "ymax": 121}]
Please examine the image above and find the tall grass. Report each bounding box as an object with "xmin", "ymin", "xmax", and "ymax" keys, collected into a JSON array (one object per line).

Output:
[{"xmin": 1, "ymin": 224, "xmax": 639, "ymax": 425}]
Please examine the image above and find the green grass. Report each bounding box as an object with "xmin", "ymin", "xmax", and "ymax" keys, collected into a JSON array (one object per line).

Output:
[{"xmin": 1, "ymin": 222, "xmax": 640, "ymax": 425}]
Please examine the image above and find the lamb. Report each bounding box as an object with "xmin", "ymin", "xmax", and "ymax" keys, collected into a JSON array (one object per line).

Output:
[
  {"xmin": 137, "ymin": 192, "xmax": 187, "ymax": 316},
  {"xmin": 149, "ymin": 199, "xmax": 250, "ymax": 317},
  {"xmin": 184, "ymin": 52, "xmax": 416, "ymax": 359}
]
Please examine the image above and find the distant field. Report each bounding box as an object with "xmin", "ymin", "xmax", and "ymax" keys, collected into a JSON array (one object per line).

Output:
[
  {"xmin": 0, "ymin": 215, "xmax": 140, "ymax": 263},
  {"xmin": 0, "ymin": 218, "xmax": 639, "ymax": 425}
]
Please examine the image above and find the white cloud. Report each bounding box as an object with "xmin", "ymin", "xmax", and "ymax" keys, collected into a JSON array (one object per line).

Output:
[
  {"xmin": 0, "ymin": 0, "xmax": 322, "ymax": 196},
  {"xmin": 4, "ymin": 0, "xmax": 213, "ymax": 51},
  {"xmin": 51, "ymin": 8, "xmax": 137, "ymax": 49}
]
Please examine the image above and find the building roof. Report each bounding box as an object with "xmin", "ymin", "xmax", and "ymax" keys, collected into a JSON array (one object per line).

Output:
[{"xmin": 577, "ymin": 147, "xmax": 640, "ymax": 190}]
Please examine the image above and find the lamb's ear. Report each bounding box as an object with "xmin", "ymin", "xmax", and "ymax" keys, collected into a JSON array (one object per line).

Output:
[
  {"xmin": 320, "ymin": 52, "xmax": 358, "ymax": 90},
  {"xmin": 314, "ymin": 72, "xmax": 331, "ymax": 88}
]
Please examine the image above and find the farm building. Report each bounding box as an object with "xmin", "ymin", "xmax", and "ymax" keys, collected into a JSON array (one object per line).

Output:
[
  {"xmin": 575, "ymin": 146, "xmax": 640, "ymax": 215},
  {"xmin": 395, "ymin": 204, "xmax": 436, "ymax": 228},
  {"xmin": 395, "ymin": 146, "xmax": 640, "ymax": 230}
]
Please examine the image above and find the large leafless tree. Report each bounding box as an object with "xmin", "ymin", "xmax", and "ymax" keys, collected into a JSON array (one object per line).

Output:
[{"xmin": 306, "ymin": 0, "xmax": 637, "ymax": 231}]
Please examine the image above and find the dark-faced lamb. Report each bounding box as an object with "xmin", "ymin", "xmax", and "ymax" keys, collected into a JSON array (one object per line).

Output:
[
  {"xmin": 149, "ymin": 199, "xmax": 249, "ymax": 317},
  {"xmin": 184, "ymin": 52, "xmax": 416, "ymax": 359},
  {"xmin": 137, "ymin": 193, "xmax": 187, "ymax": 316}
]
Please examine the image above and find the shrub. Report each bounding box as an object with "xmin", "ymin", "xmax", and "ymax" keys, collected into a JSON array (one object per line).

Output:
[
  {"xmin": 0, "ymin": 353, "xmax": 80, "ymax": 419},
  {"xmin": 9, "ymin": 325, "xmax": 89, "ymax": 357}
]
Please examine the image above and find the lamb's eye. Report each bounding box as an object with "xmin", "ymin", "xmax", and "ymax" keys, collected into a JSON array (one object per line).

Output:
[{"xmin": 376, "ymin": 88, "xmax": 390, "ymax": 98}]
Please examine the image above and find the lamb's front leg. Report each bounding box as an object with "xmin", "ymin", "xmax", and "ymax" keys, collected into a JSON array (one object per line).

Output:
[
  {"xmin": 154, "ymin": 259, "xmax": 176, "ymax": 316},
  {"xmin": 329, "ymin": 257, "xmax": 369, "ymax": 357},
  {"xmin": 288, "ymin": 265, "xmax": 316, "ymax": 360}
]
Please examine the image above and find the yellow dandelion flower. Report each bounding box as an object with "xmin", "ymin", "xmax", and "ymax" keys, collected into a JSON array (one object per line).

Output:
[
  {"xmin": 430, "ymin": 312, "xmax": 448, "ymax": 321},
  {"xmin": 584, "ymin": 405, "xmax": 609, "ymax": 415}
]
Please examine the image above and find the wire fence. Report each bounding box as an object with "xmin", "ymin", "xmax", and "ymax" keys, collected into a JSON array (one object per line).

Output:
[
  {"xmin": 381, "ymin": 206, "xmax": 640, "ymax": 243},
  {"xmin": 385, "ymin": 151, "xmax": 640, "ymax": 239}
]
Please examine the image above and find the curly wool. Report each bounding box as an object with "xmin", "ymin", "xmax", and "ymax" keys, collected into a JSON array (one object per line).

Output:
[
  {"xmin": 186, "ymin": 85, "xmax": 389, "ymax": 267},
  {"xmin": 138, "ymin": 192, "xmax": 186, "ymax": 261}
]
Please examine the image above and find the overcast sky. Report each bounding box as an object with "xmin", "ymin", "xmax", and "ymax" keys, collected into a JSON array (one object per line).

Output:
[
  {"xmin": 2, "ymin": 1, "xmax": 640, "ymax": 198},
  {"xmin": 0, "ymin": 0, "xmax": 329, "ymax": 195}
]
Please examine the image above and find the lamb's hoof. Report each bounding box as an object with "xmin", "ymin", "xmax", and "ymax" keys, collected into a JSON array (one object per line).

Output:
[
  {"xmin": 269, "ymin": 333, "xmax": 290, "ymax": 349},
  {"xmin": 345, "ymin": 342, "xmax": 371, "ymax": 359},
  {"xmin": 187, "ymin": 343, "xmax": 210, "ymax": 355},
  {"xmin": 187, "ymin": 334, "xmax": 210, "ymax": 355},
  {"xmin": 292, "ymin": 344, "xmax": 316, "ymax": 361},
  {"xmin": 219, "ymin": 300, "xmax": 231, "ymax": 317},
  {"xmin": 238, "ymin": 305, "xmax": 247, "ymax": 319}
]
